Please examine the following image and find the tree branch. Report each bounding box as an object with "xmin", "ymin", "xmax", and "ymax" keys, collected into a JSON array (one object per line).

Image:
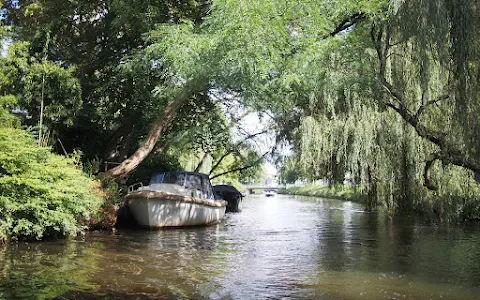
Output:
[
  {"xmin": 209, "ymin": 130, "xmax": 268, "ymax": 175},
  {"xmin": 323, "ymin": 12, "xmax": 366, "ymax": 39},
  {"xmin": 210, "ymin": 151, "xmax": 270, "ymax": 180},
  {"xmin": 414, "ymin": 95, "xmax": 449, "ymax": 121},
  {"xmin": 371, "ymin": 22, "xmax": 480, "ymax": 175},
  {"xmin": 372, "ymin": 23, "xmax": 444, "ymax": 146},
  {"xmin": 424, "ymin": 153, "xmax": 439, "ymax": 191}
]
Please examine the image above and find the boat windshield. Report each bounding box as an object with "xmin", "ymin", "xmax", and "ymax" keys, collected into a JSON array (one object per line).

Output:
[
  {"xmin": 150, "ymin": 172, "xmax": 214, "ymax": 199},
  {"xmin": 185, "ymin": 174, "xmax": 201, "ymax": 190},
  {"xmin": 162, "ymin": 172, "xmax": 186, "ymax": 186},
  {"xmin": 150, "ymin": 173, "xmax": 165, "ymax": 185},
  {"xmin": 200, "ymin": 176, "xmax": 214, "ymax": 199},
  {"xmin": 184, "ymin": 174, "xmax": 214, "ymax": 199}
]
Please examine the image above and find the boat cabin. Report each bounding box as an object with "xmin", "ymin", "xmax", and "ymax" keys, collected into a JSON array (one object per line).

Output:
[{"xmin": 149, "ymin": 172, "xmax": 215, "ymax": 200}]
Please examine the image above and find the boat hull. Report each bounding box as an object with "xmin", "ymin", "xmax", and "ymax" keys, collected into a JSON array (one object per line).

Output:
[{"xmin": 126, "ymin": 191, "xmax": 227, "ymax": 227}]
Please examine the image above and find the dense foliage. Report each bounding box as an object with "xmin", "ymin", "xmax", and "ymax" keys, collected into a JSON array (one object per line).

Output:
[
  {"xmin": 1, "ymin": 0, "xmax": 264, "ymax": 182},
  {"xmin": 255, "ymin": 0, "xmax": 480, "ymax": 220},
  {"xmin": 0, "ymin": 97, "xmax": 104, "ymax": 241},
  {"xmin": 2, "ymin": 0, "xmax": 480, "ymax": 222}
]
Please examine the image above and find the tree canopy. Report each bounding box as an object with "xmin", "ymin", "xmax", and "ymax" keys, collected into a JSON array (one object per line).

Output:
[{"xmin": 2, "ymin": 0, "xmax": 480, "ymax": 221}]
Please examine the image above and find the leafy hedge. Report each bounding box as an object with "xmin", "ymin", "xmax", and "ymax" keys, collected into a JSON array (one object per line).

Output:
[{"xmin": 0, "ymin": 127, "xmax": 104, "ymax": 241}]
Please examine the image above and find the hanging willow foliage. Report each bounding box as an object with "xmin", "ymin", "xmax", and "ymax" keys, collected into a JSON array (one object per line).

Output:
[
  {"xmin": 389, "ymin": 0, "xmax": 479, "ymax": 150},
  {"xmin": 290, "ymin": 0, "xmax": 480, "ymax": 218}
]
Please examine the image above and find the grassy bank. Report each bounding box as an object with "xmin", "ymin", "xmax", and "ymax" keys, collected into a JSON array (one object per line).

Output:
[
  {"xmin": 277, "ymin": 184, "xmax": 366, "ymax": 203},
  {"xmin": 278, "ymin": 183, "xmax": 480, "ymax": 223}
]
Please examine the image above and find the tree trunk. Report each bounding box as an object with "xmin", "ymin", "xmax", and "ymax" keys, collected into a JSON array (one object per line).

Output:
[
  {"xmin": 104, "ymin": 120, "xmax": 134, "ymax": 161},
  {"xmin": 194, "ymin": 152, "xmax": 209, "ymax": 173},
  {"xmin": 103, "ymin": 83, "xmax": 199, "ymax": 178}
]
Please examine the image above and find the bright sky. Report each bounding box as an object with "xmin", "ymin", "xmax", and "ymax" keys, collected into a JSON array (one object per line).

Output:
[{"xmin": 1, "ymin": 41, "xmax": 8, "ymax": 57}]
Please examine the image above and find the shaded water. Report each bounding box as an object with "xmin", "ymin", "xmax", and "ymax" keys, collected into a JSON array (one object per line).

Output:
[{"xmin": 1, "ymin": 195, "xmax": 480, "ymax": 299}]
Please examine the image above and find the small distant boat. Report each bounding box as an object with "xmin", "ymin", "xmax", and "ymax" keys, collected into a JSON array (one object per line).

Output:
[
  {"xmin": 126, "ymin": 172, "xmax": 227, "ymax": 228},
  {"xmin": 213, "ymin": 184, "xmax": 243, "ymax": 212},
  {"xmin": 265, "ymin": 190, "xmax": 275, "ymax": 197}
]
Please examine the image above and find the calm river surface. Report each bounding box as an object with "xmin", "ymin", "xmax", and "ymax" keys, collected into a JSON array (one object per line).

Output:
[{"xmin": 2, "ymin": 194, "xmax": 480, "ymax": 299}]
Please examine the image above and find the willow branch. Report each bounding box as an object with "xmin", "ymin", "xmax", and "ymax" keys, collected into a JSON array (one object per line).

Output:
[
  {"xmin": 323, "ymin": 12, "xmax": 366, "ymax": 39},
  {"xmin": 209, "ymin": 130, "xmax": 268, "ymax": 175},
  {"xmin": 414, "ymin": 95, "xmax": 449, "ymax": 120},
  {"xmin": 371, "ymin": 23, "xmax": 480, "ymax": 175},
  {"xmin": 423, "ymin": 153, "xmax": 439, "ymax": 191},
  {"xmin": 372, "ymin": 23, "xmax": 444, "ymax": 146},
  {"xmin": 210, "ymin": 151, "xmax": 270, "ymax": 180}
]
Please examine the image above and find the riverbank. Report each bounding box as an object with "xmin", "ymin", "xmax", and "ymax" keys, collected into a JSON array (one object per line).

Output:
[
  {"xmin": 277, "ymin": 183, "xmax": 480, "ymax": 223},
  {"xmin": 277, "ymin": 184, "xmax": 366, "ymax": 203}
]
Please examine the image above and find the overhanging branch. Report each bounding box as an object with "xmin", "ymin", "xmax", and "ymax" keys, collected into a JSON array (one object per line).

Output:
[
  {"xmin": 371, "ymin": 22, "xmax": 480, "ymax": 175},
  {"xmin": 323, "ymin": 12, "xmax": 366, "ymax": 39},
  {"xmin": 209, "ymin": 130, "xmax": 268, "ymax": 175},
  {"xmin": 210, "ymin": 151, "xmax": 270, "ymax": 180},
  {"xmin": 414, "ymin": 95, "xmax": 449, "ymax": 121},
  {"xmin": 424, "ymin": 153, "xmax": 439, "ymax": 191}
]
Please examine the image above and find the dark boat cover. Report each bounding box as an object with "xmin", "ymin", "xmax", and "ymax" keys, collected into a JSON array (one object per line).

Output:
[{"xmin": 213, "ymin": 184, "xmax": 243, "ymax": 212}]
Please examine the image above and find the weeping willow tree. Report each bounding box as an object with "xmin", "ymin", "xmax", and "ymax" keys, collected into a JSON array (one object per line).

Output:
[
  {"xmin": 296, "ymin": 34, "xmax": 425, "ymax": 213},
  {"xmin": 371, "ymin": 0, "xmax": 480, "ymax": 219},
  {"xmin": 376, "ymin": 0, "xmax": 480, "ymax": 177},
  {"xmin": 289, "ymin": 0, "xmax": 480, "ymax": 220}
]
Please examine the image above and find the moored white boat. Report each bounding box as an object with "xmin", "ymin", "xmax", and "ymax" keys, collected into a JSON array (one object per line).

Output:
[{"xmin": 126, "ymin": 172, "xmax": 227, "ymax": 228}]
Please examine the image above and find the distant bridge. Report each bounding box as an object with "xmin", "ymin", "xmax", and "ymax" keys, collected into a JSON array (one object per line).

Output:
[{"xmin": 243, "ymin": 185, "xmax": 286, "ymax": 194}]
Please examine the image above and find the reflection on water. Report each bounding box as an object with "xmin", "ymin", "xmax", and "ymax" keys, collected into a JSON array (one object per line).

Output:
[{"xmin": 1, "ymin": 195, "xmax": 480, "ymax": 299}]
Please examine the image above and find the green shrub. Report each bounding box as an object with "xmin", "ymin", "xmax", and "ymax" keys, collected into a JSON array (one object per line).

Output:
[{"xmin": 0, "ymin": 127, "xmax": 104, "ymax": 241}]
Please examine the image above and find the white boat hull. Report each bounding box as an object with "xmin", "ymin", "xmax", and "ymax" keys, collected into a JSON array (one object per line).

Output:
[{"xmin": 126, "ymin": 191, "xmax": 227, "ymax": 227}]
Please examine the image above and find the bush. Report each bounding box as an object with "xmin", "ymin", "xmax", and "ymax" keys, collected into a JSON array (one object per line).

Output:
[{"xmin": 0, "ymin": 127, "xmax": 104, "ymax": 241}]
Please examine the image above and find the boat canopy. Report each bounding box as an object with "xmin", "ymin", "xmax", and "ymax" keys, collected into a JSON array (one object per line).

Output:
[
  {"xmin": 150, "ymin": 172, "xmax": 214, "ymax": 199},
  {"xmin": 213, "ymin": 184, "xmax": 242, "ymax": 194}
]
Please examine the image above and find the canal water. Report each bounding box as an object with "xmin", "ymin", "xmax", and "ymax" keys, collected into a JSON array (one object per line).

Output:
[{"xmin": 1, "ymin": 195, "xmax": 480, "ymax": 299}]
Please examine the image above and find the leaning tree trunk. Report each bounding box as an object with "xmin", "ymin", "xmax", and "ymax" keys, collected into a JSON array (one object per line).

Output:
[
  {"xmin": 104, "ymin": 120, "xmax": 134, "ymax": 161},
  {"xmin": 103, "ymin": 83, "xmax": 199, "ymax": 178},
  {"xmin": 194, "ymin": 152, "xmax": 209, "ymax": 173}
]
